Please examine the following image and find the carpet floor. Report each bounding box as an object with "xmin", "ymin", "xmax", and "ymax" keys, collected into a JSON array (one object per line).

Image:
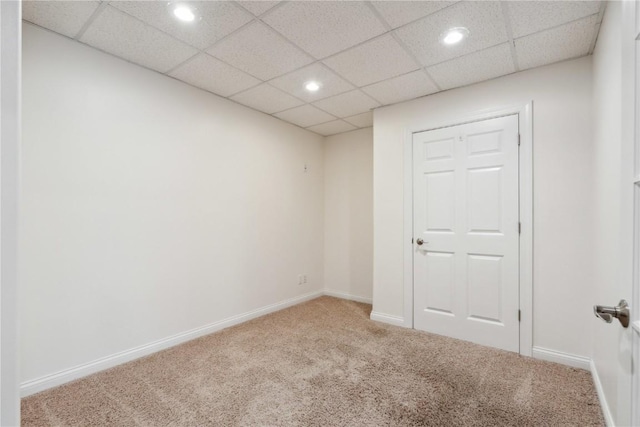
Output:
[{"xmin": 22, "ymin": 296, "xmax": 604, "ymax": 426}]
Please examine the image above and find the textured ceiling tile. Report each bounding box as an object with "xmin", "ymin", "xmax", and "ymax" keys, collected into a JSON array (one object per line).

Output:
[
  {"xmin": 307, "ymin": 120, "xmax": 357, "ymax": 136},
  {"xmin": 207, "ymin": 21, "xmax": 313, "ymax": 80},
  {"xmin": 395, "ymin": 1, "xmax": 508, "ymax": 67},
  {"xmin": 274, "ymin": 105, "xmax": 336, "ymax": 128},
  {"xmin": 22, "ymin": 0, "xmax": 99, "ymax": 38},
  {"xmin": 515, "ymin": 15, "xmax": 597, "ymax": 70},
  {"xmin": 312, "ymin": 90, "xmax": 380, "ymax": 118},
  {"xmin": 262, "ymin": 1, "xmax": 387, "ymax": 59},
  {"xmin": 111, "ymin": 1, "xmax": 253, "ymax": 50},
  {"xmin": 237, "ymin": 1, "xmax": 280, "ymax": 16},
  {"xmin": 269, "ymin": 63, "xmax": 354, "ymax": 103},
  {"xmin": 323, "ymin": 35, "xmax": 420, "ymax": 87},
  {"xmin": 80, "ymin": 6, "xmax": 198, "ymax": 73},
  {"xmin": 344, "ymin": 111, "xmax": 374, "ymax": 128},
  {"xmin": 169, "ymin": 53, "xmax": 260, "ymax": 97},
  {"xmin": 362, "ymin": 70, "xmax": 439, "ymax": 105},
  {"xmin": 507, "ymin": 1, "xmax": 602, "ymax": 38},
  {"xmin": 427, "ymin": 43, "xmax": 515, "ymax": 90},
  {"xmin": 230, "ymin": 83, "xmax": 304, "ymax": 114},
  {"xmin": 371, "ymin": 1, "xmax": 458, "ymax": 29}
]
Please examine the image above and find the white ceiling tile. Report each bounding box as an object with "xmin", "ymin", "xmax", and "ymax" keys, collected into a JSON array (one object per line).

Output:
[
  {"xmin": 307, "ymin": 120, "xmax": 357, "ymax": 136},
  {"xmin": 427, "ymin": 43, "xmax": 515, "ymax": 90},
  {"xmin": 395, "ymin": 1, "xmax": 508, "ymax": 67},
  {"xmin": 207, "ymin": 21, "xmax": 313, "ymax": 80},
  {"xmin": 274, "ymin": 105, "xmax": 336, "ymax": 128},
  {"xmin": 323, "ymin": 35, "xmax": 420, "ymax": 87},
  {"xmin": 313, "ymin": 90, "xmax": 380, "ymax": 118},
  {"xmin": 269, "ymin": 63, "xmax": 354, "ymax": 102},
  {"xmin": 22, "ymin": 0, "xmax": 99, "ymax": 38},
  {"xmin": 237, "ymin": 1, "xmax": 280, "ymax": 16},
  {"xmin": 371, "ymin": 1, "xmax": 458, "ymax": 29},
  {"xmin": 111, "ymin": 1, "xmax": 253, "ymax": 50},
  {"xmin": 80, "ymin": 6, "xmax": 198, "ymax": 73},
  {"xmin": 262, "ymin": 1, "xmax": 387, "ymax": 59},
  {"xmin": 169, "ymin": 53, "xmax": 260, "ymax": 97},
  {"xmin": 362, "ymin": 70, "xmax": 439, "ymax": 105},
  {"xmin": 344, "ymin": 112, "xmax": 373, "ymax": 128},
  {"xmin": 230, "ymin": 83, "xmax": 304, "ymax": 114},
  {"xmin": 507, "ymin": 1, "xmax": 602, "ymax": 38},
  {"xmin": 515, "ymin": 15, "xmax": 597, "ymax": 71}
]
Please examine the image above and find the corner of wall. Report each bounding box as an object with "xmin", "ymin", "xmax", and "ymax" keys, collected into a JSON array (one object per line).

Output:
[
  {"xmin": 590, "ymin": 359, "xmax": 616, "ymax": 426},
  {"xmin": 369, "ymin": 311, "xmax": 406, "ymax": 327}
]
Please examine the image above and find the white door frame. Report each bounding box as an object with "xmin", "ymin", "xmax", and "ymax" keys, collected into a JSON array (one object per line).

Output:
[
  {"xmin": 629, "ymin": 0, "xmax": 640, "ymax": 423},
  {"xmin": 0, "ymin": 0, "xmax": 21, "ymax": 425},
  {"xmin": 402, "ymin": 102, "xmax": 533, "ymax": 356},
  {"xmin": 632, "ymin": 185, "xmax": 639, "ymax": 425}
]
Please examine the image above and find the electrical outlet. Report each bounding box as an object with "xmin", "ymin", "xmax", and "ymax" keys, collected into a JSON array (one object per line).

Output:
[
  {"xmin": 303, "ymin": 275, "xmax": 308, "ymax": 284},
  {"xmin": 298, "ymin": 275, "xmax": 303, "ymax": 285}
]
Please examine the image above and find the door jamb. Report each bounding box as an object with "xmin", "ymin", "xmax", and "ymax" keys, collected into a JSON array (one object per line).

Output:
[
  {"xmin": 628, "ymin": 0, "xmax": 639, "ymax": 423},
  {"xmin": 0, "ymin": 1, "xmax": 21, "ymax": 424},
  {"xmin": 402, "ymin": 102, "xmax": 533, "ymax": 356}
]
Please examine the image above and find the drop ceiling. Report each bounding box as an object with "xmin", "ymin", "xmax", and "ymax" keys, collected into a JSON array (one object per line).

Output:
[{"xmin": 23, "ymin": 0, "xmax": 605, "ymax": 136}]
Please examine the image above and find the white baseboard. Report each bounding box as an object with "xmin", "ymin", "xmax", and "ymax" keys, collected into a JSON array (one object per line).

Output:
[
  {"xmin": 370, "ymin": 311, "xmax": 405, "ymax": 327},
  {"xmin": 532, "ymin": 350, "xmax": 612, "ymax": 425},
  {"xmin": 20, "ymin": 290, "xmax": 323, "ymax": 398},
  {"xmin": 323, "ymin": 289, "xmax": 372, "ymax": 304},
  {"xmin": 531, "ymin": 346, "xmax": 591, "ymax": 370},
  {"xmin": 590, "ymin": 359, "xmax": 615, "ymax": 427}
]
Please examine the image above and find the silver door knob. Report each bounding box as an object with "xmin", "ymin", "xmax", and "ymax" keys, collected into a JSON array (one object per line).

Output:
[
  {"xmin": 416, "ymin": 238, "xmax": 425, "ymax": 246},
  {"xmin": 593, "ymin": 300, "xmax": 630, "ymax": 328}
]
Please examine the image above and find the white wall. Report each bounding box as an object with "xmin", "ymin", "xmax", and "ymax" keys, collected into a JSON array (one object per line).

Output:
[
  {"xmin": 373, "ymin": 56, "xmax": 594, "ymax": 359},
  {"xmin": 324, "ymin": 128, "xmax": 373, "ymax": 303},
  {"xmin": 20, "ymin": 24, "xmax": 324, "ymax": 386},
  {"xmin": 591, "ymin": 1, "xmax": 635, "ymax": 425}
]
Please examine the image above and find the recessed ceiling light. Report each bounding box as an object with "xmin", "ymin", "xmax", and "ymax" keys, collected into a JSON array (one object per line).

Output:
[
  {"xmin": 169, "ymin": 3, "xmax": 198, "ymax": 23},
  {"xmin": 440, "ymin": 27, "xmax": 469, "ymax": 45},
  {"xmin": 305, "ymin": 81, "xmax": 321, "ymax": 92}
]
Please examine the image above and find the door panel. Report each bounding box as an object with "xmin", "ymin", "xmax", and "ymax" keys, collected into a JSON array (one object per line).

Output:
[
  {"xmin": 413, "ymin": 115, "xmax": 519, "ymax": 352},
  {"xmin": 467, "ymin": 254, "xmax": 503, "ymax": 323},
  {"xmin": 424, "ymin": 251, "xmax": 455, "ymax": 314},
  {"xmin": 425, "ymin": 171, "xmax": 455, "ymax": 232},
  {"xmin": 424, "ymin": 137, "xmax": 455, "ymax": 161},
  {"xmin": 467, "ymin": 167, "xmax": 502, "ymax": 233}
]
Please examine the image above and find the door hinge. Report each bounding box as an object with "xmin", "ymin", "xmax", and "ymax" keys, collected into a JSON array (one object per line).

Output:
[
  {"xmin": 518, "ymin": 134, "xmax": 521, "ymax": 146},
  {"xmin": 518, "ymin": 310, "xmax": 521, "ymax": 322},
  {"xmin": 518, "ymin": 222, "xmax": 521, "ymax": 234},
  {"xmin": 411, "ymin": 237, "xmax": 414, "ymax": 244}
]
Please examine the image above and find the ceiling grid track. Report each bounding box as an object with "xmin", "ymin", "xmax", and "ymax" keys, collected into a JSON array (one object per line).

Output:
[
  {"xmin": 163, "ymin": 17, "xmax": 260, "ymax": 77},
  {"xmin": 249, "ymin": 4, "xmax": 384, "ymax": 130},
  {"xmin": 193, "ymin": 1, "xmax": 353, "ymax": 127},
  {"xmin": 363, "ymin": 1, "xmax": 442, "ymax": 93},
  {"xmin": 101, "ymin": 1, "xmax": 323, "ymax": 125},
  {"xmin": 24, "ymin": 0, "xmax": 609, "ymax": 136},
  {"xmin": 254, "ymin": 13, "xmax": 379, "ymax": 100},
  {"xmin": 499, "ymin": 1, "xmax": 521, "ymax": 73},
  {"xmin": 74, "ymin": 1, "xmax": 109, "ymax": 40},
  {"xmin": 589, "ymin": 1, "xmax": 608, "ymax": 54}
]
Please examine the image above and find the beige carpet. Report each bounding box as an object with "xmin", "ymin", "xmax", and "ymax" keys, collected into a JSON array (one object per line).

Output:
[{"xmin": 22, "ymin": 296, "xmax": 604, "ymax": 426}]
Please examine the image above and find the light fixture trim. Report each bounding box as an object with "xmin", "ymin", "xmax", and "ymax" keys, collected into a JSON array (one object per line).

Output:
[
  {"xmin": 440, "ymin": 27, "xmax": 470, "ymax": 45},
  {"xmin": 168, "ymin": 2, "xmax": 200, "ymax": 23},
  {"xmin": 305, "ymin": 81, "xmax": 321, "ymax": 92}
]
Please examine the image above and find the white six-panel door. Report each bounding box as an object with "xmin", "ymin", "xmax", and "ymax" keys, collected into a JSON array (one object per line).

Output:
[{"xmin": 413, "ymin": 115, "xmax": 520, "ymax": 353}]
